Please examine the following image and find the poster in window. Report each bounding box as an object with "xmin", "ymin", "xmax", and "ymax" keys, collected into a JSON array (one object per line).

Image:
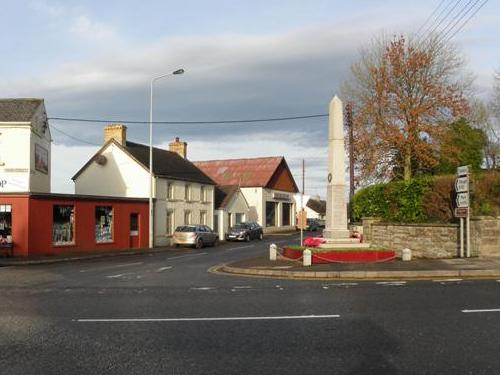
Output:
[{"xmin": 35, "ymin": 144, "xmax": 49, "ymax": 174}]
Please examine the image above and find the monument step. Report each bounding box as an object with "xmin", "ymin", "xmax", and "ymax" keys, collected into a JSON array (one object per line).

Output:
[
  {"xmin": 318, "ymin": 242, "xmax": 371, "ymax": 249},
  {"xmin": 323, "ymin": 238, "xmax": 362, "ymax": 244}
]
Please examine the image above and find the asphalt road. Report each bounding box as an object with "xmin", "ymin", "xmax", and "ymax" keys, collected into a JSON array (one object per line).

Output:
[{"xmin": 0, "ymin": 233, "xmax": 499, "ymax": 374}]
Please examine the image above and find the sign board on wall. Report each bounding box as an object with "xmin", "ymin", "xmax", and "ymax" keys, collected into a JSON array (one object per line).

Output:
[{"xmin": 0, "ymin": 175, "xmax": 29, "ymax": 192}]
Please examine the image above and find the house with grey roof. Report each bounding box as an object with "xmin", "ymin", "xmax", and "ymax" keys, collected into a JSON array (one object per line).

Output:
[
  {"xmin": 72, "ymin": 125, "xmax": 215, "ymax": 246},
  {"xmin": 0, "ymin": 98, "xmax": 51, "ymax": 193}
]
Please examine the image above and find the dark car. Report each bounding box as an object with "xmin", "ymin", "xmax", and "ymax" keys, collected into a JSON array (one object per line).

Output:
[
  {"xmin": 306, "ymin": 218, "xmax": 319, "ymax": 231},
  {"xmin": 226, "ymin": 222, "xmax": 264, "ymax": 242},
  {"xmin": 173, "ymin": 225, "xmax": 219, "ymax": 248}
]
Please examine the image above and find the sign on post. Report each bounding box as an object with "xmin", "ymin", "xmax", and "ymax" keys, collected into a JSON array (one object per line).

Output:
[
  {"xmin": 454, "ymin": 176, "xmax": 469, "ymax": 193},
  {"xmin": 455, "ymin": 165, "xmax": 471, "ymax": 258},
  {"xmin": 457, "ymin": 165, "xmax": 470, "ymax": 176},
  {"xmin": 454, "ymin": 207, "xmax": 469, "ymax": 218},
  {"xmin": 456, "ymin": 192, "xmax": 469, "ymax": 208},
  {"xmin": 296, "ymin": 210, "xmax": 307, "ymax": 230}
]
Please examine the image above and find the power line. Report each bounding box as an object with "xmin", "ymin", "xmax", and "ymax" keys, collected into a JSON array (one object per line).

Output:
[
  {"xmin": 422, "ymin": 0, "xmax": 462, "ymax": 40},
  {"xmin": 442, "ymin": 0, "xmax": 488, "ymax": 43},
  {"xmin": 51, "ymin": 125, "xmax": 100, "ymax": 146},
  {"xmin": 416, "ymin": 0, "xmax": 447, "ymax": 38},
  {"xmin": 48, "ymin": 113, "xmax": 328, "ymax": 125},
  {"xmin": 438, "ymin": 0, "xmax": 481, "ymax": 41}
]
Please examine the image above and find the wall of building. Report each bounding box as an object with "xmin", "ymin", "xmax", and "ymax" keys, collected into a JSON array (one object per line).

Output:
[
  {"xmin": 0, "ymin": 126, "xmax": 32, "ymax": 193},
  {"xmin": 29, "ymin": 104, "xmax": 51, "ymax": 193},
  {"xmin": 0, "ymin": 194, "xmax": 149, "ymax": 257},
  {"xmin": 74, "ymin": 143, "xmax": 150, "ymax": 197},
  {"xmin": 363, "ymin": 217, "xmax": 500, "ymax": 258},
  {"xmin": 240, "ymin": 187, "xmax": 262, "ymax": 224}
]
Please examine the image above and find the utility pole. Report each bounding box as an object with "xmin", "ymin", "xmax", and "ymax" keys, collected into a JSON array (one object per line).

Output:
[
  {"xmin": 346, "ymin": 102, "xmax": 354, "ymax": 224},
  {"xmin": 300, "ymin": 159, "xmax": 305, "ymax": 247}
]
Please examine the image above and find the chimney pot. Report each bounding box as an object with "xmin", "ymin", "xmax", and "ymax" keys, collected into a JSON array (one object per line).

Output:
[
  {"xmin": 169, "ymin": 137, "xmax": 187, "ymax": 159},
  {"xmin": 104, "ymin": 124, "xmax": 127, "ymax": 146}
]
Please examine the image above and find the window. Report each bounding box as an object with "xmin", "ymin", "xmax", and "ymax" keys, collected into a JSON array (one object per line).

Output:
[
  {"xmin": 213, "ymin": 213, "xmax": 219, "ymax": 233},
  {"xmin": 53, "ymin": 205, "xmax": 75, "ymax": 245},
  {"xmin": 200, "ymin": 186, "xmax": 206, "ymax": 202},
  {"xmin": 200, "ymin": 211, "xmax": 207, "ymax": 225},
  {"xmin": 235, "ymin": 213, "xmax": 244, "ymax": 224},
  {"xmin": 184, "ymin": 210, "xmax": 191, "ymax": 225},
  {"xmin": 166, "ymin": 210, "xmax": 175, "ymax": 235},
  {"xmin": 95, "ymin": 206, "xmax": 113, "ymax": 243},
  {"xmin": 185, "ymin": 184, "xmax": 191, "ymax": 201},
  {"xmin": 0, "ymin": 204, "xmax": 12, "ymax": 243},
  {"xmin": 130, "ymin": 213, "xmax": 139, "ymax": 236},
  {"xmin": 167, "ymin": 183, "xmax": 175, "ymax": 200},
  {"xmin": 266, "ymin": 202, "xmax": 277, "ymax": 227},
  {"xmin": 282, "ymin": 203, "xmax": 291, "ymax": 226}
]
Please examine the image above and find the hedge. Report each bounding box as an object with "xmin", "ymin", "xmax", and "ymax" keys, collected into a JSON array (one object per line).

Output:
[{"xmin": 352, "ymin": 171, "xmax": 500, "ymax": 223}]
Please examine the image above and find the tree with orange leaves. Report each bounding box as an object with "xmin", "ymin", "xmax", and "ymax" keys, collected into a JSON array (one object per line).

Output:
[{"xmin": 343, "ymin": 35, "xmax": 471, "ymax": 183}]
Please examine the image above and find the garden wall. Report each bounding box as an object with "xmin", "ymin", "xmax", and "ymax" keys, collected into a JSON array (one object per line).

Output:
[{"xmin": 362, "ymin": 217, "xmax": 500, "ymax": 259}]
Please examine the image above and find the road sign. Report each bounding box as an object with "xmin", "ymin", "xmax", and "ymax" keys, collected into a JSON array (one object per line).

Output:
[
  {"xmin": 293, "ymin": 194, "xmax": 310, "ymax": 210},
  {"xmin": 454, "ymin": 207, "xmax": 469, "ymax": 218},
  {"xmin": 456, "ymin": 193, "xmax": 469, "ymax": 208},
  {"xmin": 457, "ymin": 165, "xmax": 470, "ymax": 176},
  {"xmin": 296, "ymin": 210, "xmax": 307, "ymax": 230},
  {"xmin": 455, "ymin": 176, "xmax": 469, "ymax": 193}
]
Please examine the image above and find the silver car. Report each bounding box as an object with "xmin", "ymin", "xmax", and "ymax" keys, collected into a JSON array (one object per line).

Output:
[{"xmin": 173, "ymin": 225, "xmax": 219, "ymax": 248}]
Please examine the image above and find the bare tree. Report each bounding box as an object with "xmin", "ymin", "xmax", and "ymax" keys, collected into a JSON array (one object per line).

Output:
[{"xmin": 343, "ymin": 34, "xmax": 471, "ymax": 183}]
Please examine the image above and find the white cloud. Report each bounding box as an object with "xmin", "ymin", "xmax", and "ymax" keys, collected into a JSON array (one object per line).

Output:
[
  {"xmin": 30, "ymin": 0, "xmax": 64, "ymax": 17},
  {"xmin": 70, "ymin": 15, "xmax": 116, "ymax": 42}
]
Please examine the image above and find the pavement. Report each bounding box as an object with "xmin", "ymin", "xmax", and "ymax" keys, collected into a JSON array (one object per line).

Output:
[{"xmin": 218, "ymin": 254, "xmax": 500, "ymax": 280}]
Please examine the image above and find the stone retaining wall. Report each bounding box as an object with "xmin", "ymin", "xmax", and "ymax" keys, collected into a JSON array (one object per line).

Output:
[{"xmin": 362, "ymin": 217, "xmax": 500, "ymax": 259}]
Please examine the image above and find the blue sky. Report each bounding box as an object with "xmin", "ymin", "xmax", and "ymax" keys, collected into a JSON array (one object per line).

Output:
[{"xmin": 2, "ymin": 0, "xmax": 499, "ymax": 194}]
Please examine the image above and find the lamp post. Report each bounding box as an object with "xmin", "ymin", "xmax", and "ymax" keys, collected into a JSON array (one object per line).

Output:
[{"xmin": 149, "ymin": 68, "xmax": 184, "ymax": 249}]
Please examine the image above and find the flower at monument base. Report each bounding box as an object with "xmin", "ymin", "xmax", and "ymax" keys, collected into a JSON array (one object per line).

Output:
[{"xmin": 303, "ymin": 237, "xmax": 326, "ymax": 247}]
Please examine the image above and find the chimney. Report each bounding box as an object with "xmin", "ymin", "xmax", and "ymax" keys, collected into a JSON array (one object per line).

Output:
[
  {"xmin": 104, "ymin": 124, "xmax": 127, "ymax": 146},
  {"xmin": 169, "ymin": 137, "xmax": 187, "ymax": 159}
]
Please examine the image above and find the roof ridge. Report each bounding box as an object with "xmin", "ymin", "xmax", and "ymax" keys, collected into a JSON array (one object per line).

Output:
[{"xmin": 194, "ymin": 156, "xmax": 283, "ymax": 163}]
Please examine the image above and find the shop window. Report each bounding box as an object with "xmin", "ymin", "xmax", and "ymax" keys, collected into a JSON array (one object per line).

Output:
[
  {"xmin": 184, "ymin": 210, "xmax": 191, "ymax": 225},
  {"xmin": 53, "ymin": 205, "xmax": 75, "ymax": 245},
  {"xmin": 130, "ymin": 213, "xmax": 139, "ymax": 236},
  {"xmin": 0, "ymin": 205, "xmax": 12, "ymax": 244},
  {"xmin": 200, "ymin": 211, "xmax": 207, "ymax": 225},
  {"xmin": 166, "ymin": 210, "xmax": 175, "ymax": 235},
  {"xmin": 266, "ymin": 202, "xmax": 277, "ymax": 227},
  {"xmin": 282, "ymin": 203, "xmax": 291, "ymax": 226},
  {"xmin": 95, "ymin": 206, "xmax": 113, "ymax": 243}
]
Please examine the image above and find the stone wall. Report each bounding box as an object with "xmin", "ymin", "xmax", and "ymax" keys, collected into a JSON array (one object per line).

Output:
[{"xmin": 362, "ymin": 217, "xmax": 500, "ymax": 259}]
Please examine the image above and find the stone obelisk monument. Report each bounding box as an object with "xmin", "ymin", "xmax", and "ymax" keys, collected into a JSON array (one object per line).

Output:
[{"xmin": 323, "ymin": 96, "xmax": 351, "ymax": 240}]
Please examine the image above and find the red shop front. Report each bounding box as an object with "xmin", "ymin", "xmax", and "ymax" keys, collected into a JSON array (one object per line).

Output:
[{"xmin": 0, "ymin": 193, "xmax": 149, "ymax": 257}]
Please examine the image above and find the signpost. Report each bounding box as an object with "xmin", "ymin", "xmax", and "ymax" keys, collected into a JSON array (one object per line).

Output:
[{"xmin": 454, "ymin": 166, "xmax": 470, "ymax": 257}]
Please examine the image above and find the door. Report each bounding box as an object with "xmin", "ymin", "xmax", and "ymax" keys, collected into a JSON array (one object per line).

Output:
[{"xmin": 129, "ymin": 213, "xmax": 139, "ymax": 248}]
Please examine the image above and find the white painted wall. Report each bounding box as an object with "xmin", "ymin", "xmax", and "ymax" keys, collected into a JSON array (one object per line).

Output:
[{"xmin": 0, "ymin": 106, "xmax": 51, "ymax": 193}]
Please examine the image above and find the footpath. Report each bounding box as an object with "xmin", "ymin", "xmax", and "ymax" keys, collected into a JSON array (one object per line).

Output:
[{"xmin": 218, "ymin": 255, "xmax": 500, "ymax": 280}]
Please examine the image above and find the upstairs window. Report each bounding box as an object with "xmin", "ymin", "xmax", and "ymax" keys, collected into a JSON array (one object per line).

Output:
[
  {"xmin": 185, "ymin": 184, "xmax": 192, "ymax": 201},
  {"xmin": 167, "ymin": 183, "xmax": 175, "ymax": 200}
]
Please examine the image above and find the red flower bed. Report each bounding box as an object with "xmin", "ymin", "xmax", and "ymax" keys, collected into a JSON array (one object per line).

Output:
[{"xmin": 282, "ymin": 247, "xmax": 395, "ymax": 264}]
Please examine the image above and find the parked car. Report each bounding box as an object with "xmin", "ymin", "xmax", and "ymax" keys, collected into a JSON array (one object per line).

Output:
[
  {"xmin": 316, "ymin": 219, "xmax": 326, "ymax": 228},
  {"xmin": 173, "ymin": 225, "xmax": 219, "ymax": 248},
  {"xmin": 306, "ymin": 218, "xmax": 319, "ymax": 231},
  {"xmin": 226, "ymin": 222, "xmax": 264, "ymax": 242}
]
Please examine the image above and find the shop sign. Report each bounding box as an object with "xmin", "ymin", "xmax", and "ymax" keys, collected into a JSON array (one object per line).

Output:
[
  {"xmin": 273, "ymin": 192, "xmax": 291, "ymax": 201},
  {"xmin": 0, "ymin": 175, "xmax": 29, "ymax": 192}
]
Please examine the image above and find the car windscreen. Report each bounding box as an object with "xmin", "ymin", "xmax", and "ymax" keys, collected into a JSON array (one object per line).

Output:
[
  {"xmin": 232, "ymin": 224, "xmax": 248, "ymax": 230},
  {"xmin": 176, "ymin": 226, "xmax": 197, "ymax": 232}
]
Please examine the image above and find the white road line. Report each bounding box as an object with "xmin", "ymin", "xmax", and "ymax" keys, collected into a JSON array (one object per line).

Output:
[
  {"xmin": 433, "ymin": 278, "xmax": 462, "ymax": 283},
  {"xmin": 225, "ymin": 245, "xmax": 254, "ymax": 251},
  {"xmin": 328, "ymin": 283, "xmax": 359, "ymax": 287},
  {"xmin": 106, "ymin": 273, "xmax": 133, "ymax": 279},
  {"xmin": 168, "ymin": 252, "xmax": 207, "ymax": 260},
  {"xmin": 233, "ymin": 286, "xmax": 252, "ymax": 289},
  {"xmin": 190, "ymin": 287, "xmax": 216, "ymax": 291},
  {"xmin": 74, "ymin": 314, "xmax": 341, "ymax": 323},
  {"xmin": 80, "ymin": 262, "xmax": 143, "ymax": 273},
  {"xmin": 157, "ymin": 266, "xmax": 173, "ymax": 272},
  {"xmin": 462, "ymin": 309, "xmax": 500, "ymax": 314},
  {"xmin": 376, "ymin": 281, "xmax": 407, "ymax": 286}
]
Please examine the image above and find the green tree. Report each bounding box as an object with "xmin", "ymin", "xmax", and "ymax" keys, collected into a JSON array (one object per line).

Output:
[{"xmin": 438, "ymin": 118, "xmax": 486, "ymax": 174}]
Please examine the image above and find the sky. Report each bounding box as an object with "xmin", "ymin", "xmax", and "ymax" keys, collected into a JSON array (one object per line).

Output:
[{"xmin": 2, "ymin": 0, "xmax": 499, "ymax": 196}]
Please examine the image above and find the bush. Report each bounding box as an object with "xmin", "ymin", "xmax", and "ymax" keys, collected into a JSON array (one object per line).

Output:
[{"xmin": 352, "ymin": 171, "xmax": 500, "ymax": 223}]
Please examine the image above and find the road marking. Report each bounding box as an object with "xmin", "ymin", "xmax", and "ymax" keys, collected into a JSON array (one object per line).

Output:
[
  {"xmin": 233, "ymin": 286, "xmax": 252, "ymax": 289},
  {"xmin": 74, "ymin": 314, "xmax": 341, "ymax": 323},
  {"xmin": 106, "ymin": 273, "xmax": 134, "ymax": 279},
  {"xmin": 461, "ymin": 309, "xmax": 500, "ymax": 314},
  {"xmin": 168, "ymin": 252, "xmax": 207, "ymax": 260},
  {"xmin": 157, "ymin": 266, "xmax": 173, "ymax": 272},
  {"xmin": 190, "ymin": 287, "xmax": 216, "ymax": 291},
  {"xmin": 225, "ymin": 245, "xmax": 254, "ymax": 251},
  {"xmin": 376, "ymin": 281, "xmax": 407, "ymax": 286},
  {"xmin": 80, "ymin": 262, "xmax": 143, "ymax": 273},
  {"xmin": 433, "ymin": 278, "xmax": 462, "ymax": 283}
]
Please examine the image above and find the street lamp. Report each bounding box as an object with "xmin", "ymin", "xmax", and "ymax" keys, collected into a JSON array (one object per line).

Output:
[{"xmin": 149, "ymin": 68, "xmax": 185, "ymax": 248}]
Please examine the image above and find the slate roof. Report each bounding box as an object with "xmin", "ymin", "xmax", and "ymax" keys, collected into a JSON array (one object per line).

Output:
[
  {"xmin": 194, "ymin": 157, "xmax": 284, "ymax": 188},
  {"xmin": 214, "ymin": 185, "xmax": 240, "ymax": 209},
  {"xmin": 306, "ymin": 198, "xmax": 326, "ymax": 215},
  {"xmin": 0, "ymin": 98, "xmax": 44, "ymax": 122},
  {"xmin": 124, "ymin": 141, "xmax": 214, "ymax": 185},
  {"xmin": 72, "ymin": 140, "xmax": 215, "ymax": 185}
]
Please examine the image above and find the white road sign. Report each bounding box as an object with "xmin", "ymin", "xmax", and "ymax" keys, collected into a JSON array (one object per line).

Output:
[
  {"xmin": 455, "ymin": 177, "xmax": 469, "ymax": 193},
  {"xmin": 456, "ymin": 193, "xmax": 469, "ymax": 208},
  {"xmin": 457, "ymin": 165, "xmax": 470, "ymax": 176}
]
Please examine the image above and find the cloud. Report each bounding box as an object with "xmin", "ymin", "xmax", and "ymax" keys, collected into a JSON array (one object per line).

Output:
[
  {"xmin": 30, "ymin": 0, "xmax": 64, "ymax": 17},
  {"xmin": 70, "ymin": 15, "xmax": 116, "ymax": 42}
]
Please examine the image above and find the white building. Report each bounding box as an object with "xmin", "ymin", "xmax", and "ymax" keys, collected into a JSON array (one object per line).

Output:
[
  {"xmin": 305, "ymin": 197, "xmax": 326, "ymax": 220},
  {"xmin": 0, "ymin": 99, "xmax": 51, "ymax": 193},
  {"xmin": 213, "ymin": 185, "xmax": 250, "ymax": 240},
  {"xmin": 73, "ymin": 125, "xmax": 215, "ymax": 246},
  {"xmin": 194, "ymin": 157, "xmax": 299, "ymax": 233}
]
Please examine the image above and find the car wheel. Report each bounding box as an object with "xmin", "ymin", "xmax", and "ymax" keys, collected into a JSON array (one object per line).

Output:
[
  {"xmin": 245, "ymin": 234, "xmax": 250, "ymax": 242},
  {"xmin": 195, "ymin": 238, "xmax": 203, "ymax": 249},
  {"xmin": 258, "ymin": 232, "xmax": 263, "ymax": 240}
]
